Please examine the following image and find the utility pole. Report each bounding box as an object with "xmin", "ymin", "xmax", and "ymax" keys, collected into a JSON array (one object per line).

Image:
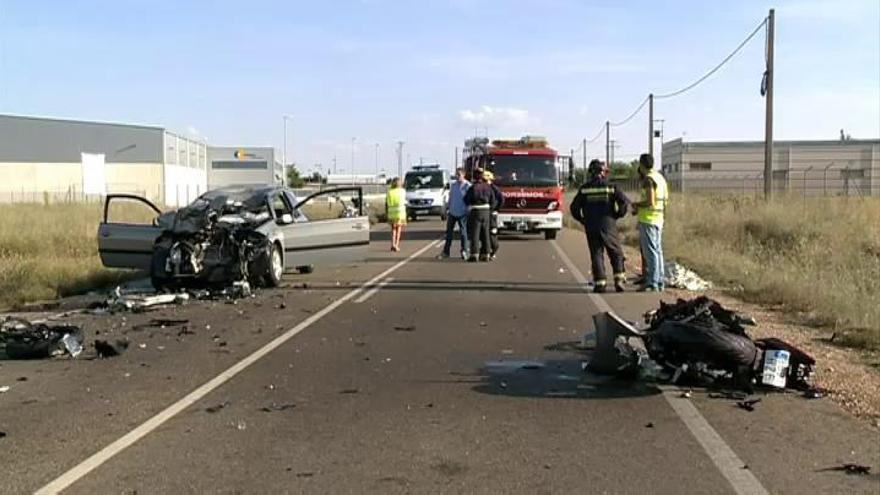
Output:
[
  {"xmin": 648, "ymin": 93, "xmax": 654, "ymax": 157},
  {"xmin": 396, "ymin": 141, "xmax": 405, "ymax": 179},
  {"xmin": 609, "ymin": 140, "xmax": 618, "ymax": 165},
  {"xmin": 764, "ymin": 8, "xmax": 775, "ymax": 199},
  {"xmin": 605, "ymin": 121, "xmax": 610, "ymax": 167},
  {"xmin": 582, "ymin": 137, "xmax": 587, "ymax": 171}
]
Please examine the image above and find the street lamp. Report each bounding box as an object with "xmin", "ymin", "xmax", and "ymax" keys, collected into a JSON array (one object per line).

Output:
[
  {"xmin": 282, "ymin": 115, "xmax": 292, "ymax": 186},
  {"xmin": 351, "ymin": 137, "xmax": 357, "ymax": 185}
]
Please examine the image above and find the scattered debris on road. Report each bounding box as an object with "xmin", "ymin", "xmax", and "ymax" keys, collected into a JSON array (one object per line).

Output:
[
  {"xmin": 818, "ymin": 464, "xmax": 872, "ymax": 475},
  {"xmin": 665, "ymin": 262, "xmax": 713, "ymax": 291},
  {"xmin": 736, "ymin": 398, "xmax": 761, "ymax": 411},
  {"xmin": 1, "ymin": 318, "xmax": 83, "ymax": 359},
  {"xmin": 94, "ymin": 339, "xmax": 130, "ymax": 358},
  {"xmin": 104, "ymin": 288, "xmax": 190, "ymax": 313},
  {"xmin": 340, "ymin": 388, "xmax": 360, "ymax": 394},
  {"xmin": 394, "ymin": 325, "xmax": 415, "ymax": 332},
  {"xmin": 205, "ymin": 401, "xmax": 231, "ymax": 413},
  {"xmin": 260, "ymin": 402, "xmax": 296, "ymax": 412},
  {"xmin": 0, "ymin": 385, "xmax": 9, "ymax": 393}
]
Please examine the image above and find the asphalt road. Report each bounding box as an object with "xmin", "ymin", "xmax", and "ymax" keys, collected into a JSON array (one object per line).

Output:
[{"xmin": 1, "ymin": 220, "xmax": 878, "ymax": 494}]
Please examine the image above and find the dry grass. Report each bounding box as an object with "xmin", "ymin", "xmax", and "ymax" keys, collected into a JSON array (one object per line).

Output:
[
  {"xmin": 564, "ymin": 192, "xmax": 880, "ymax": 349},
  {"xmin": 665, "ymin": 194, "xmax": 880, "ymax": 350},
  {"xmin": 0, "ymin": 203, "xmax": 153, "ymax": 310}
]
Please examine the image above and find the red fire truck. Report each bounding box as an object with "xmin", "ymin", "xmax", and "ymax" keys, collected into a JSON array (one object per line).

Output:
[{"xmin": 463, "ymin": 135, "xmax": 563, "ymax": 240}]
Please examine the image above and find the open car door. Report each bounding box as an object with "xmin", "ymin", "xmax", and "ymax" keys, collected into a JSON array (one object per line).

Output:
[
  {"xmin": 278, "ymin": 187, "xmax": 370, "ymax": 269},
  {"xmin": 97, "ymin": 194, "xmax": 164, "ymax": 270}
]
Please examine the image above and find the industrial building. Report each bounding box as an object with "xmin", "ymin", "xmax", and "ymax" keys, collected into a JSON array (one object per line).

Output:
[
  {"xmin": 0, "ymin": 114, "xmax": 207, "ymax": 206},
  {"xmin": 661, "ymin": 138, "xmax": 880, "ymax": 196},
  {"xmin": 207, "ymin": 146, "xmax": 283, "ymax": 189},
  {"xmin": 0, "ymin": 114, "xmax": 285, "ymax": 206}
]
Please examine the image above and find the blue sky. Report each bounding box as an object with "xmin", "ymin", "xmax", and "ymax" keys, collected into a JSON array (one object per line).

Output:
[{"xmin": 1, "ymin": 0, "xmax": 878, "ymax": 174}]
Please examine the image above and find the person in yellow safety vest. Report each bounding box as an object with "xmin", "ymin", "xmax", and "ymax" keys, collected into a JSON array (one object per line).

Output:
[
  {"xmin": 632, "ymin": 153, "xmax": 669, "ymax": 292},
  {"xmin": 385, "ymin": 177, "xmax": 407, "ymax": 252}
]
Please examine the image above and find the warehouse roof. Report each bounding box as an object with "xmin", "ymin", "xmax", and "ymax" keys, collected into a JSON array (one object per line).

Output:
[
  {"xmin": 0, "ymin": 113, "xmax": 165, "ymax": 131},
  {"xmin": 664, "ymin": 137, "xmax": 879, "ymax": 150}
]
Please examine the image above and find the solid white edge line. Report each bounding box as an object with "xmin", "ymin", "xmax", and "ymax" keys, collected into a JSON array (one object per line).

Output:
[
  {"xmin": 35, "ymin": 238, "xmax": 441, "ymax": 495},
  {"xmin": 659, "ymin": 386, "xmax": 769, "ymax": 495},
  {"xmin": 550, "ymin": 235, "xmax": 769, "ymax": 495},
  {"xmin": 353, "ymin": 277, "xmax": 395, "ymax": 303},
  {"xmin": 549, "ymin": 239, "xmax": 612, "ymax": 313}
]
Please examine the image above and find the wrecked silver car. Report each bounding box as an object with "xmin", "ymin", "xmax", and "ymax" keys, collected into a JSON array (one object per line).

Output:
[{"xmin": 98, "ymin": 186, "xmax": 369, "ymax": 290}]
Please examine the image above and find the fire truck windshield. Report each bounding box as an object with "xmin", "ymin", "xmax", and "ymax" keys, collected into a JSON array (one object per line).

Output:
[
  {"xmin": 404, "ymin": 171, "xmax": 444, "ymax": 190},
  {"xmin": 488, "ymin": 155, "xmax": 558, "ymax": 187}
]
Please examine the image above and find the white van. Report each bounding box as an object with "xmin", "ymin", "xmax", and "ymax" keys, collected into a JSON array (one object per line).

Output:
[{"xmin": 404, "ymin": 165, "xmax": 449, "ymax": 221}]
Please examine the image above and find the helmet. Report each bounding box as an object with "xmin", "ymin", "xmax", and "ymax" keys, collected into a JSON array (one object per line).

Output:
[
  {"xmin": 588, "ymin": 159, "xmax": 607, "ymax": 177},
  {"xmin": 483, "ymin": 170, "xmax": 494, "ymax": 181}
]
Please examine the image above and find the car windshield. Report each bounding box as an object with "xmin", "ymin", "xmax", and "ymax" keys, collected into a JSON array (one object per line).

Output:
[
  {"xmin": 488, "ymin": 155, "xmax": 558, "ymax": 187},
  {"xmin": 404, "ymin": 172, "xmax": 444, "ymax": 190}
]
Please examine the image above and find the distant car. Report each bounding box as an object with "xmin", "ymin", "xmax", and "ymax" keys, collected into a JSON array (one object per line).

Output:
[
  {"xmin": 97, "ymin": 185, "xmax": 370, "ymax": 290},
  {"xmin": 404, "ymin": 165, "xmax": 449, "ymax": 221}
]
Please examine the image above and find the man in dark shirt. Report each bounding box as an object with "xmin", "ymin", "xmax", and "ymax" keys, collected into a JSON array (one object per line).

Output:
[
  {"xmin": 569, "ymin": 160, "xmax": 630, "ymax": 292},
  {"xmin": 483, "ymin": 170, "xmax": 505, "ymax": 260},
  {"xmin": 464, "ymin": 169, "xmax": 496, "ymax": 262}
]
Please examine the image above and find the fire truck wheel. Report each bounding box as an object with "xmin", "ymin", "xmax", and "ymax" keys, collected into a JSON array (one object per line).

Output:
[{"xmin": 544, "ymin": 230, "xmax": 558, "ymax": 240}]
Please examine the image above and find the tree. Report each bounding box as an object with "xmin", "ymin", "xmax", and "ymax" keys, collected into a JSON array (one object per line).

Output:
[{"xmin": 286, "ymin": 164, "xmax": 305, "ymax": 188}]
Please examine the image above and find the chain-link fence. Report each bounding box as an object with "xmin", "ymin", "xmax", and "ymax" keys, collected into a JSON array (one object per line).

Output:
[{"xmin": 668, "ymin": 165, "xmax": 877, "ymax": 197}]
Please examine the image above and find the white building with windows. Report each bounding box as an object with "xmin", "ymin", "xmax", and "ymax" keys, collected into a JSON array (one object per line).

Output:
[{"xmin": 661, "ymin": 138, "xmax": 879, "ymax": 196}]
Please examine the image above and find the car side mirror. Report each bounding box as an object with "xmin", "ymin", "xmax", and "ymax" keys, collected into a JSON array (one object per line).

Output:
[{"xmin": 278, "ymin": 213, "xmax": 294, "ymax": 225}]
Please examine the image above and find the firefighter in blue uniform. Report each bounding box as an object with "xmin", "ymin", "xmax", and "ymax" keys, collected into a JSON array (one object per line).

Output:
[{"xmin": 569, "ymin": 159, "xmax": 630, "ymax": 293}]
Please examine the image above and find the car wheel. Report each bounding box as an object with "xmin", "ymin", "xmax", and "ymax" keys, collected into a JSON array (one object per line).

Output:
[
  {"xmin": 265, "ymin": 243, "xmax": 283, "ymax": 287},
  {"xmin": 544, "ymin": 230, "xmax": 558, "ymax": 240},
  {"xmin": 296, "ymin": 265, "xmax": 314, "ymax": 274},
  {"xmin": 150, "ymin": 246, "xmax": 174, "ymax": 291}
]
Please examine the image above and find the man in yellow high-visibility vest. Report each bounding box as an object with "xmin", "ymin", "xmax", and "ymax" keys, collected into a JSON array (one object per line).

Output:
[{"xmin": 632, "ymin": 154, "xmax": 669, "ymax": 292}]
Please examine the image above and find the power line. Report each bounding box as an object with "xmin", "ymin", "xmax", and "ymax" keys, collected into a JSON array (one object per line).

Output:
[
  {"xmin": 610, "ymin": 95, "xmax": 649, "ymax": 127},
  {"xmin": 585, "ymin": 122, "xmax": 605, "ymax": 144},
  {"xmin": 654, "ymin": 17, "xmax": 768, "ymax": 100}
]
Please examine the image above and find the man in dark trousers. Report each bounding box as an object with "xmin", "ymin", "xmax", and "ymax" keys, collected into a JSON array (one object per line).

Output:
[
  {"xmin": 569, "ymin": 159, "xmax": 630, "ymax": 293},
  {"xmin": 464, "ymin": 169, "xmax": 496, "ymax": 262},
  {"xmin": 483, "ymin": 170, "xmax": 505, "ymax": 260}
]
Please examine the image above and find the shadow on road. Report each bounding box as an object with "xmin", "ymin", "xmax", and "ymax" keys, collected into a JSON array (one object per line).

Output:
[
  {"xmin": 281, "ymin": 279, "xmax": 593, "ymax": 295},
  {"xmin": 370, "ymin": 230, "xmax": 444, "ymax": 242},
  {"xmin": 470, "ymin": 358, "xmax": 660, "ymax": 400}
]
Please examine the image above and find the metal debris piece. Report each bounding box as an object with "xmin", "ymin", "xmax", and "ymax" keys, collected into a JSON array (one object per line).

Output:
[
  {"xmin": 260, "ymin": 402, "xmax": 296, "ymax": 412},
  {"xmin": 205, "ymin": 401, "xmax": 231, "ymax": 413},
  {"xmin": 94, "ymin": 339, "xmax": 130, "ymax": 358},
  {"xmin": 736, "ymin": 398, "xmax": 761, "ymax": 412},
  {"xmin": 818, "ymin": 464, "xmax": 871, "ymax": 475},
  {"xmin": 394, "ymin": 325, "xmax": 416, "ymax": 332},
  {"xmin": 1, "ymin": 318, "xmax": 84, "ymax": 360}
]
